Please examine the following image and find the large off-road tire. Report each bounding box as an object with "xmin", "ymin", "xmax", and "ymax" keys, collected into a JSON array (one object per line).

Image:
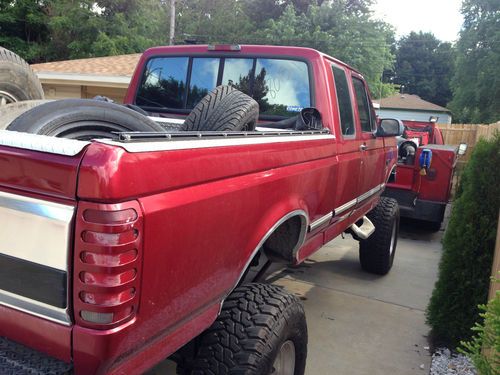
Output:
[
  {"xmin": 7, "ymin": 99, "xmax": 165, "ymax": 140},
  {"xmin": 190, "ymin": 283, "xmax": 307, "ymax": 375},
  {"xmin": 359, "ymin": 197, "xmax": 400, "ymax": 275},
  {"xmin": 184, "ymin": 85, "xmax": 258, "ymax": 132},
  {"xmin": 0, "ymin": 100, "xmax": 51, "ymax": 130},
  {"xmin": 0, "ymin": 47, "xmax": 44, "ymax": 105}
]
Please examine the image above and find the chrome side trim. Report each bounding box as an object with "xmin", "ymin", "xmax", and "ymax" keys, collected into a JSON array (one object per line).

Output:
[
  {"xmin": 0, "ymin": 289, "xmax": 70, "ymax": 326},
  {"xmin": 334, "ymin": 199, "xmax": 357, "ymax": 216},
  {"xmin": 0, "ymin": 130, "xmax": 89, "ymax": 156},
  {"xmin": 357, "ymin": 184, "xmax": 383, "ymax": 203},
  {"xmin": 148, "ymin": 116, "xmax": 185, "ymax": 124},
  {"xmin": 0, "ymin": 190, "xmax": 74, "ymax": 271},
  {"xmin": 98, "ymin": 134, "xmax": 336, "ymax": 153},
  {"xmin": 309, "ymin": 212, "xmax": 333, "ymax": 232},
  {"xmin": 220, "ymin": 209, "xmax": 309, "ymax": 309}
]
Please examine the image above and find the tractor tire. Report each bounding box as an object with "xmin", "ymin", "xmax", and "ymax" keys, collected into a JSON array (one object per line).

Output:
[
  {"xmin": 190, "ymin": 283, "xmax": 307, "ymax": 375},
  {"xmin": 359, "ymin": 197, "xmax": 400, "ymax": 275},
  {"xmin": 0, "ymin": 47, "xmax": 44, "ymax": 106},
  {"xmin": 7, "ymin": 99, "xmax": 165, "ymax": 140},
  {"xmin": 184, "ymin": 85, "xmax": 258, "ymax": 132}
]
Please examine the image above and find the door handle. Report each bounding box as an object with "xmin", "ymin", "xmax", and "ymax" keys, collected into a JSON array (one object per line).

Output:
[{"xmin": 360, "ymin": 144, "xmax": 368, "ymax": 151}]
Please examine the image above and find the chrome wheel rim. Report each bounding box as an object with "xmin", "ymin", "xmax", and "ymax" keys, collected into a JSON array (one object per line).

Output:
[
  {"xmin": 0, "ymin": 91, "xmax": 18, "ymax": 106},
  {"xmin": 389, "ymin": 220, "xmax": 397, "ymax": 255},
  {"xmin": 271, "ymin": 340, "xmax": 296, "ymax": 375}
]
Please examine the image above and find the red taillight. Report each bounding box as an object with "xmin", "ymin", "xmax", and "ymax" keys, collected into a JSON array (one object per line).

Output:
[{"xmin": 74, "ymin": 201, "xmax": 143, "ymax": 329}]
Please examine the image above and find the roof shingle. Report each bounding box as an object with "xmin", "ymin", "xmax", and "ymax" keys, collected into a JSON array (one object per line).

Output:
[
  {"xmin": 374, "ymin": 94, "xmax": 450, "ymax": 112},
  {"xmin": 31, "ymin": 54, "xmax": 141, "ymax": 77}
]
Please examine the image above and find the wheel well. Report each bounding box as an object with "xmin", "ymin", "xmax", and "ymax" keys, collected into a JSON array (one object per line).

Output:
[{"xmin": 262, "ymin": 214, "xmax": 307, "ymax": 263}]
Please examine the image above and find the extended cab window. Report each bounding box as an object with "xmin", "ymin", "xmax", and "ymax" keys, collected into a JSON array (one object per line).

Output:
[
  {"xmin": 135, "ymin": 56, "xmax": 311, "ymax": 118},
  {"xmin": 352, "ymin": 77, "xmax": 373, "ymax": 132},
  {"xmin": 136, "ymin": 57, "xmax": 188, "ymax": 109},
  {"xmin": 331, "ymin": 65, "xmax": 355, "ymax": 136}
]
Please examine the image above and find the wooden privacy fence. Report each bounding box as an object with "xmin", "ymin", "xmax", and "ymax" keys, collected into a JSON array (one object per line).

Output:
[{"xmin": 437, "ymin": 122, "xmax": 500, "ymax": 162}]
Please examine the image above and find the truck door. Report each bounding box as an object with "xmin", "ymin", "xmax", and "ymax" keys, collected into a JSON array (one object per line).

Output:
[
  {"xmin": 329, "ymin": 64, "xmax": 363, "ymax": 219},
  {"xmin": 351, "ymin": 75, "xmax": 386, "ymax": 202}
]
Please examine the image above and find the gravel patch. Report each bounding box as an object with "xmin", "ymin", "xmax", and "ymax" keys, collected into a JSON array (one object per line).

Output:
[{"xmin": 430, "ymin": 348, "xmax": 477, "ymax": 375}]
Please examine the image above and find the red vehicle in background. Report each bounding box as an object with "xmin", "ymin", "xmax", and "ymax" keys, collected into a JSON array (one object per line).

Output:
[{"xmin": 383, "ymin": 119, "xmax": 461, "ymax": 230}]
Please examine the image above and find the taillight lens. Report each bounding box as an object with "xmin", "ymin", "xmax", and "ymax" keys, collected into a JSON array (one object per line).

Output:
[{"xmin": 74, "ymin": 201, "xmax": 143, "ymax": 329}]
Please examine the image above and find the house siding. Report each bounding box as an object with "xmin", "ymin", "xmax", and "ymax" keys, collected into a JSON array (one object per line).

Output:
[{"xmin": 376, "ymin": 109, "xmax": 452, "ymax": 124}]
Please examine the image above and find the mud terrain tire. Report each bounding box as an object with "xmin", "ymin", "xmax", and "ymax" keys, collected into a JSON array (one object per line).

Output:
[
  {"xmin": 359, "ymin": 197, "xmax": 400, "ymax": 275},
  {"xmin": 7, "ymin": 99, "xmax": 165, "ymax": 140},
  {"xmin": 184, "ymin": 85, "xmax": 258, "ymax": 132},
  {"xmin": 190, "ymin": 283, "xmax": 307, "ymax": 375},
  {"xmin": 0, "ymin": 47, "xmax": 44, "ymax": 105}
]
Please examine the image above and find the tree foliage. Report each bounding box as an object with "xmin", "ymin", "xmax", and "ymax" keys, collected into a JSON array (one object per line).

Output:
[
  {"xmin": 449, "ymin": 0, "xmax": 500, "ymax": 123},
  {"xmin": 0, "ymin": 0, "xmax": 397, "ymax": 96},
  {"xmin": 427, "ymin": 133, "xmax": 500, "ymax": 348},
  {"xmin": 393, "ymin": 32, "xmax": 455, "ymax": 107}
]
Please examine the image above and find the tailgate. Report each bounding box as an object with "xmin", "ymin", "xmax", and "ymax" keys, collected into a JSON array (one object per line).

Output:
[{"xmin": 0, "ymin": 130, "xmax": 89, "ymax": 362}]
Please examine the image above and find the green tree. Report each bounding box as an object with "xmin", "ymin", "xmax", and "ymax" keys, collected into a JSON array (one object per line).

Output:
[
  {"xmin": 449, "ymin": 0, "xmax": 500, "ymax": 123},
  {"xmin": 0, "ymin": 0, "xmax": 49, "ymax": 62},
  {"xmin": 427, "ymin": 133, "xmax": 500, "ymax": 348},
  {"xmin": 394, "ymin": 32, "xmax": 455, "ymax": 107},
  {"xmin": 255, "ymin": 3, "xmax": 396, "ymax": 97}
]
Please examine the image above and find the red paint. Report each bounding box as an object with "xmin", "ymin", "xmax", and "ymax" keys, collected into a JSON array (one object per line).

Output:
[
  {"xmin": 0, "ymin": 304, "xmax": 72, "ymax": 362},
  {"xmin": 1, "ymin": 45, "xmax": 398, "ymax": 374}
]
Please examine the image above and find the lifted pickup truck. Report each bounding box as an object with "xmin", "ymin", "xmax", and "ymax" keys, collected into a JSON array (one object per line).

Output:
[{"xmin": 0, "ymin": 45, "xmax": 401, "ymax": 375}]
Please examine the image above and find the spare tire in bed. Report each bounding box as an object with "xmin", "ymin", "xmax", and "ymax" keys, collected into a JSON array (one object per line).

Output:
[
  {"xmin": 0, "ymin": 47, "xmax": 44, "ymax": 105},
  {"xmin": 183, "ymin": 85, "xmax": 258, "ymax": 132},
  {"xmin": 7, "ymin": 99, "xmax": 166, "ymax": 140}
]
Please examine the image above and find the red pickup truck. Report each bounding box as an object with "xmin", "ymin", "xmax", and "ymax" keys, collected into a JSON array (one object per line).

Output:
[{"xmin": 0, "ymin": 45, "xmax": 401, "ymax": 375}]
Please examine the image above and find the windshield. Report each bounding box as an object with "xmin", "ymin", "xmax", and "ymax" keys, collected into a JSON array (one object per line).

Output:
[{"xmin": 135, "ymin": 56, "xmax": 312, "ymax": 118}]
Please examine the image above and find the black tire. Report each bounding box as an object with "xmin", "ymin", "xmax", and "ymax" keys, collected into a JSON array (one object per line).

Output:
[
  {"xmin": 0, "ymin": 47, "xmax": 44, "ymax": 105},
  {"xmin": 359, "ymin": 197, "xmax": 400, "ymax": 275},
  {"xmin": 190, "ymin": 283, "xmax": 307, "ymax": 375},
  {"xmin": 7, "ymin": 99, "xmax": 165, "ymax": 140},
  {"xmin": 184, "ymin": 85, "xmax": 258, "ymax": 132}
]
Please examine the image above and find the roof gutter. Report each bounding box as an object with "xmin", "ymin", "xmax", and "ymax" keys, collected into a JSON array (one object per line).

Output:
[{"xmin": 35, "ymin": 72, "xmax": 131, "ymax": 89}]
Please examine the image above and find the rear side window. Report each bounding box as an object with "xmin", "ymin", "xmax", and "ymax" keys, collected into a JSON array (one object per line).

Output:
[
  {"xmin": 331, "ymin": 65, "xmax": 355, "ymax": 136},
  {"xmin": 136, "ymin": 57, "xmax": 188, "ymax": 109},
  {"xmin": 352, "ymin": 77, "xmax": 373, "ymax": 132}
]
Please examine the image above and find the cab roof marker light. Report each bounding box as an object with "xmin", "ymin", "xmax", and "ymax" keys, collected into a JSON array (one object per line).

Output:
[{"xmin": 207, "ymin": 44, "xmax": 241, "ymax": 51}]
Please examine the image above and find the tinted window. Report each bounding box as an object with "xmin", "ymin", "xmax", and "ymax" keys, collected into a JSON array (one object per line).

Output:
[
  {"xmin": 352, "ymin": 77, "xmax": 372, "ymax": 132},
  {"xmin": 136, "ymin": 57, "xmax": 188, "ymax": 109},
  {"xmin": 254, "ymin": 59, "xmax": 310, "ymax": 117},
  {"xmin": 332, "ymin": 65, "xmax": 355, "ymax": 136},
  {"xmin": 187, "ymin": 58, "xmax": 220, "ymax": 109},
  {"xmin": 222, "ymin": 58, "xmax": 253, "ymax": 96}
]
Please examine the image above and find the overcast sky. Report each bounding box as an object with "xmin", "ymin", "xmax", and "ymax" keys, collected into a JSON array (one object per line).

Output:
[{"xmin": 372, "ymin": 0, "xmax": 464, "ymax": 42}]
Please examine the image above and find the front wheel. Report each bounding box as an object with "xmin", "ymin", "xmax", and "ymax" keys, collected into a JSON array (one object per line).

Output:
[
  {"xmin": 190, "ymin": 283, "xmax": 307, "ymax": 375},
  {"xmin": 359, "ymin": 197, "xmax": 400, "ymax": 275}
]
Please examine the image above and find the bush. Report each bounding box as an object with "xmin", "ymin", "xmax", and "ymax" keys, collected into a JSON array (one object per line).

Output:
[
  {"xmin": 459, "ymin": 280, "xmax": 500, "ymax": 375},
  {"xmin": 427, "ymin": 133, "xmax": 500, "ymax": 348}
]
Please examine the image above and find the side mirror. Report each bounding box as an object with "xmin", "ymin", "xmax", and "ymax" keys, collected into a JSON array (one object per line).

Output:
[
  {"xmin": 458, "ymin": 143, "xmax": 468, "ymax": 155},
  {"xmin": 376, "ymin": 118, "xmax": 404, "ymax": 137}
]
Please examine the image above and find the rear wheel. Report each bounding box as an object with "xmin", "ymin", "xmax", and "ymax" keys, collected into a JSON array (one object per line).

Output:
[
  {"xmin": 359, "ymin": 197, "xmax": 399, "ymax": 275},
  {"xmin": 184, "ymin": 85, "xmax": 258, "ymax": 132},
  {"xmin": 6, "ymin": 99, "xmax": 165, "ymax": 140},
  {"xmin": 0, "ymin": 47, "xmax": 44, "ymax": 106},
  {"xmin": 190, "ymin": 283, "xmax": 307, "ymax": 375}
]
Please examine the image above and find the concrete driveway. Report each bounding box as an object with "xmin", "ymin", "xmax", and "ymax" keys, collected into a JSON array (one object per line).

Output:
[{"xmin": 149, "ymin": 221, "xmax": 442, "ymax": 374}]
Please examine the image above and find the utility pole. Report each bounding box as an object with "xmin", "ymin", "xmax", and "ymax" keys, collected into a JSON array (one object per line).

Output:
[{"xmin": 169, "ymin": 0, "xmax": 176, "ymax": 45}]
